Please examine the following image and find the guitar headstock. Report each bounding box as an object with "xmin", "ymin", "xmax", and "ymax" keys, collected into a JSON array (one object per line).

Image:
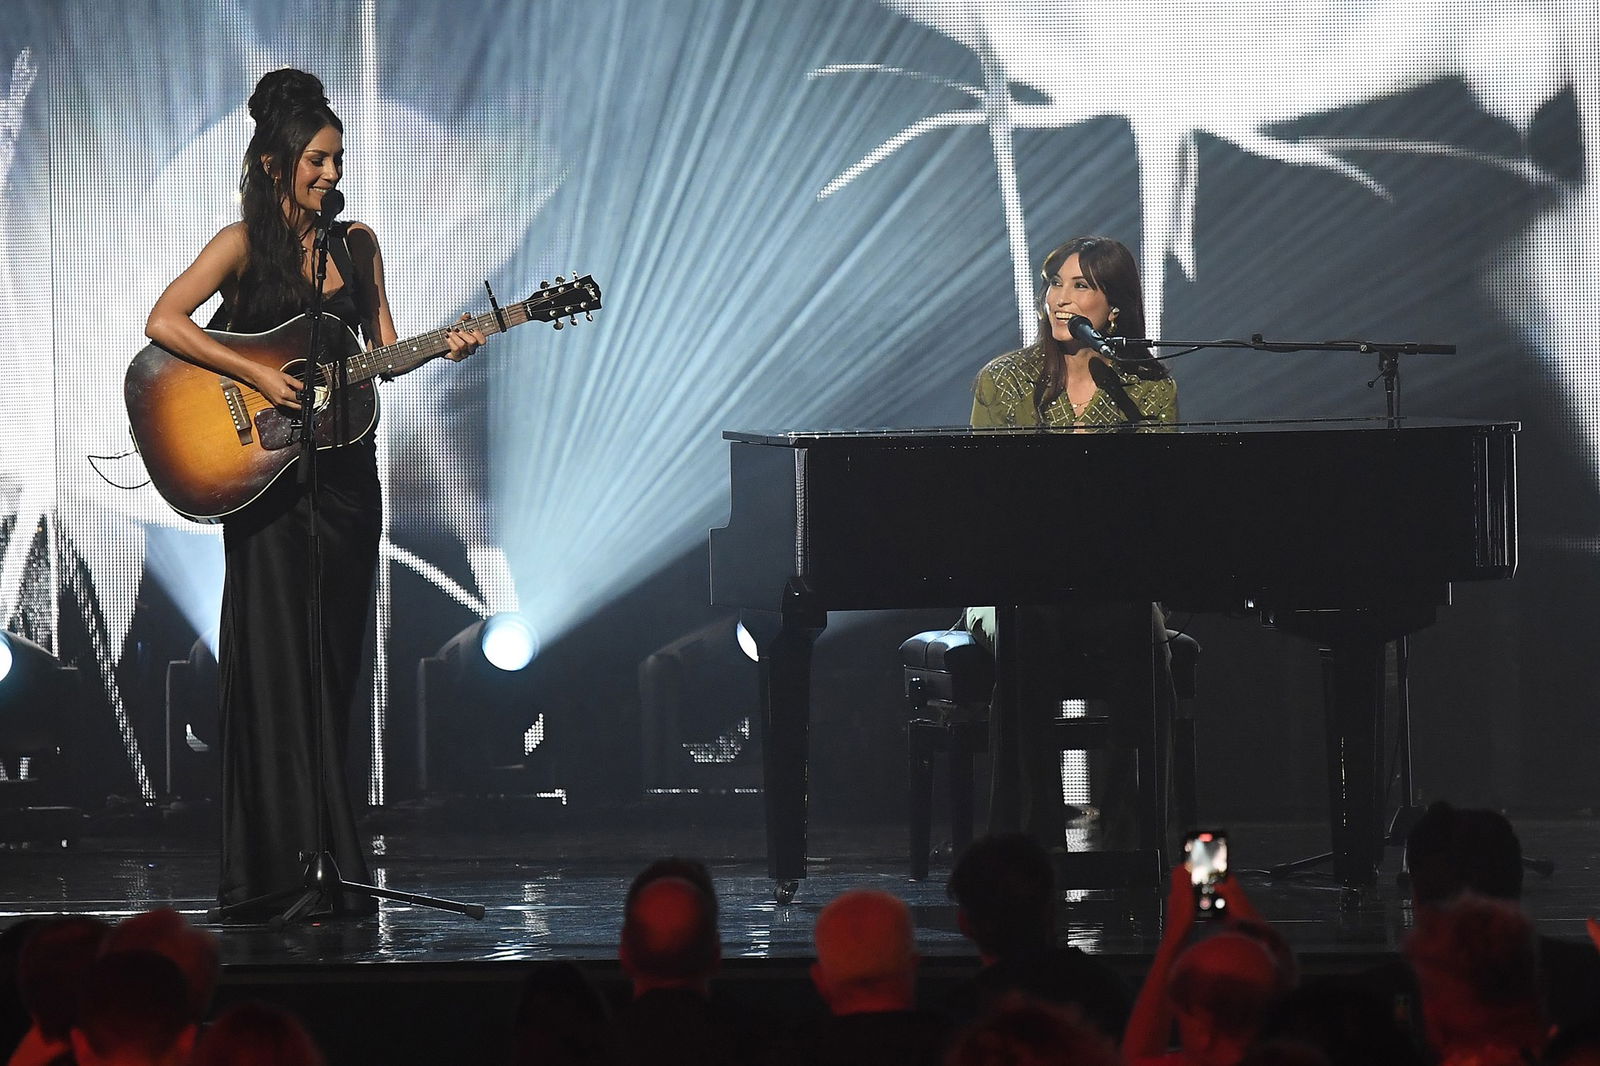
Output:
[{"xmin": 523, "ymin": 273, "xmax": 603, "ymax": 330}]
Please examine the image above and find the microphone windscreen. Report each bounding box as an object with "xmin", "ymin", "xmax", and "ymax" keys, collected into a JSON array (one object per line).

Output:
[{"xmin": 319, "ymin": 188, "xmax": 345, "ymax": 221}]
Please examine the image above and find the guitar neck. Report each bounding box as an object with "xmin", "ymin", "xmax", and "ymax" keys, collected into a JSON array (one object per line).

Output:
[
  {"xmin": 341, "ymin": 274, "xmax": 600, "ymax": 382},
  {"xmin": 343, "ymin": 304, "xmax": 531, "ymax": 382}
]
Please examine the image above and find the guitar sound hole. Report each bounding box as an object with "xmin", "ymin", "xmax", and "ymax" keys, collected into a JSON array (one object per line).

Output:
[{"xmin": 281, "ymin": 360, "xmax": 332, "ymax": 412}]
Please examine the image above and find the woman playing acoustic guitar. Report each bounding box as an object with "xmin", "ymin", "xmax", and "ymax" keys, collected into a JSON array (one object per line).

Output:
[{"xmin": 145, "ymin": 68, "xmax": 485, "ymax": 919}]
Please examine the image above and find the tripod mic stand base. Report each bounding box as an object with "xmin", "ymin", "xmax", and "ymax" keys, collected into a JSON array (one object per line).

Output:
[{"xmin": 206, "ymin": 851, "xmax": 486, "ymax": 925}]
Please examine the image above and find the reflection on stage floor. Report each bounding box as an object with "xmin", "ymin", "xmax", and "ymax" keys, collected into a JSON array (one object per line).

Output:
[{"xmin": 1, "ymin": 810, "xmax": 1595, "ymax": 968}]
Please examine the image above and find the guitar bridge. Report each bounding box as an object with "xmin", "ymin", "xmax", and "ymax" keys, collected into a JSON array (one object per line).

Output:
[{"xmin": 221, "ymin": 381, "xmax": 253, "ymax": 445}]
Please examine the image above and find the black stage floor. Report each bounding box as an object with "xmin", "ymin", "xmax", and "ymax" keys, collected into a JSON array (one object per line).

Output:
[{"xmin": 1, "ymin": 807, "xmax": 1595, "ymax": 1063}]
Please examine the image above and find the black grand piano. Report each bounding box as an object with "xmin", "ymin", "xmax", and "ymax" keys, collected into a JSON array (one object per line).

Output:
[{"xmin": 709, "ymin": 417, "xmax": 1517, "ymax": 897}]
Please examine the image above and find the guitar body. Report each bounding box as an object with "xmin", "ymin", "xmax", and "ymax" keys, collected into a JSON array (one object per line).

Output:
[
  {"xmin": 125, "ymin": 313, "xmax": 378, "ymax": 523},
  {"xmin": 125, "ymin": 271, "xmax": 602, "ymax": 521}
]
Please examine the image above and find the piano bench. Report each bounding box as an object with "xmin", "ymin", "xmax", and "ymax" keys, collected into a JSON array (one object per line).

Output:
[
  {"xmin": 899, "ymin": 627, "xmax": 1201, "ymax": 883},
  {"xmin": 902, "ymin": 630, "xmax": 992, "ymax": 882}
]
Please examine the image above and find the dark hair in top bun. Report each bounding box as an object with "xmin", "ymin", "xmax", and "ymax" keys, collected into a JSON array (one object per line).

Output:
[
  {"xmin": 247, "ymin": 68, "xmax": 329, "ymax": 126},
  {"xmin": 233, "ymin": 68, "xmax": 343, "ymax": 331}
]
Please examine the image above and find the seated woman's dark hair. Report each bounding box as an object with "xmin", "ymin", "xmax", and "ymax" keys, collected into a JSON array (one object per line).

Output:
[{"xmin": 1033, "ymin": 235, "xmax": 1166, "ymax": 416}]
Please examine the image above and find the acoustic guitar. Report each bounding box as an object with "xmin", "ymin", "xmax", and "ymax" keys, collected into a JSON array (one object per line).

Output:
[{"xmin": 125, "ymin": 274, "xmax": 601, "ymax": 522}]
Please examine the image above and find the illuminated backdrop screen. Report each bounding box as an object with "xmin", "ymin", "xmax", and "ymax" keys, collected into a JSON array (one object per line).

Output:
[{"xmin": 0, "ymin": 0, "xmax": 1594, "ymax": 816}]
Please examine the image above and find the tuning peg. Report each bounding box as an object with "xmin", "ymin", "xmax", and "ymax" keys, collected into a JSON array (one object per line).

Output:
[
  {"xmin": 554, "ymin": 274, "xmax": 565, "ymax": 284},
  {"xmin": 584, "ymin": 312, "xmax": 593, "ymax": 322},
  {"xmin": 539, "ymin": 280, "xmax": 549, "ymax": 289},
  {"xmin": 553, "ymin": 319, "xmax": 564, "ymax": 330}
]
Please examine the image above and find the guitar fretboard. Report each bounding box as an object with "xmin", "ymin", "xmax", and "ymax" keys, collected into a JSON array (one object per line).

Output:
[{"xmin": 337, "ymin": 277, "xmax": 599, "ymax": 383}]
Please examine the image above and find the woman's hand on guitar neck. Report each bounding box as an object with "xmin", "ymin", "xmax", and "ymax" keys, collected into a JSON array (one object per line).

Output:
[
  {"xmin": 443, "ymin": 312, "xmax": 486, "ymax": 362},
  {"xmin": 249, "ymin": 365, "xmax": 306, "ymax": 410}
]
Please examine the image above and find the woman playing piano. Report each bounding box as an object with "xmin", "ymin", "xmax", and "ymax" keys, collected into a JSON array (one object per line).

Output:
[
  {"xmin": 144, "ymin": 69, "xmax": 485, "ymax": 918},
  {"xmin": 965, "ymin": 235, "xmax": 1179, "ymax": 852},
  {"xmin": 971, "ymin": 235, "xmax": 1175, "ymax": 428}
]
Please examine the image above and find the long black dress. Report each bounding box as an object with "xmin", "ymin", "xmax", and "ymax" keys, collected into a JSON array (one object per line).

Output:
[{"xmin": 215, "ymin": 284, "xmax": 381, "ymax": 915}]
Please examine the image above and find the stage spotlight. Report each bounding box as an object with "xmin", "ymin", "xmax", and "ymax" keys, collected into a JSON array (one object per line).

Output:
[
  {"xmin": 415, "ymin": 614, "xmax": 547, "ymax": 797},
  {"xmin": 0, "ymin": 632, "xmax": 88, "ymax": 843},
  {"xmin": 482, "ymin": 613, "xmax": 540, "ymax": 671},
  {"xmin": 436, "ymin": 612, "xmax": 540, "ymax": 674},
  {"xmin": 0, "ymin": 631, "xmax": 77, "ymax": 754},
  {"xmin": 162, "ymin": 636, "xmax": 219, "ymax": 800},
  {"xmin": 640, "ymin": 617, "xmax": 761, "ymax": 795}
]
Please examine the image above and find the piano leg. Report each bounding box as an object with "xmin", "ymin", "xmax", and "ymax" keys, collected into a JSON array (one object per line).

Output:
[
  {"xmin": 1270, "ymin": 604, "xmax": 1434, "ymax": 889},
  {"xmin": 1318, "ymin": 639, "xmax": 1386, "ymax": 888},
  {"xmin": 749, "ymin": 604, "xmax": 826, "ymax": 895}
]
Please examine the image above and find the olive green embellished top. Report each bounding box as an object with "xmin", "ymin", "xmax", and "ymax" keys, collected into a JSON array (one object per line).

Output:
[{"xmin": 970, "ymin": 344, "xmax": 1179, "ymax": 428}]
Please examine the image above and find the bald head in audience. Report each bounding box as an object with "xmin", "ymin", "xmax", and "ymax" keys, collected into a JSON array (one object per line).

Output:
[
  {"xmin": 620, "ymin": 864, "xmax": 721, "ymax": 997},
  {"xmin": 810, "ymin": 889, "xmax": 919, "ymax": 1015}
]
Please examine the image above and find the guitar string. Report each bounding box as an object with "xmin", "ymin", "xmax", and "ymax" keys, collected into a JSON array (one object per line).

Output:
[
  {"xmin": 229, "ymin": 287, "xmax": 590, "ymax": 417},
  {"xmin": 232, "ymin": 314, "xmax": 508, "ymax": 415}
]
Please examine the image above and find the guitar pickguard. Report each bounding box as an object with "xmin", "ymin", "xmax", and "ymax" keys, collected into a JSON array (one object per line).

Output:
[
  {"xmin": 253, "ymin": 388, "xmax": 374, "ymax": 451},
  {"xmin": 255, "ymin": 407, "xmax": 298, "ymax": 451}
]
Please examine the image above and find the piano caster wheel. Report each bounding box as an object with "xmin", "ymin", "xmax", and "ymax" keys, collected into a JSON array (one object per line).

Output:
[{"xmin": 774, "ymin": 880, "xmax": 800, "ymax": 905}]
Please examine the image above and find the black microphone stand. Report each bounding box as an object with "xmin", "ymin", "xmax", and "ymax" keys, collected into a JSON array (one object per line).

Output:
[
  {"xmin": 1111, "ymin": 332, "xmax": 1448, "ymax": 885},
  {"xmin": 209, "ymin": 197, "xmax": 484, "ymax": 926}
]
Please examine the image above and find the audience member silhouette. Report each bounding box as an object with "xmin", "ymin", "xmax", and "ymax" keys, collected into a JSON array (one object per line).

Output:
[
  {"xmin": 10, "ymin": 838, "xmax": 1585, "ymax": 1066},
  {"xmin": 1257, "ymin": 974, "xmax": 1423, "ymax": 1066},
  {"xmin": 613, "ymin": 857, "xmax": 761, "ymax": 1066},
  {"xmin": 1403, "ymin": 893, "xmax": 1546, "ymax": 1066},
  {"xmin": 1125, "ymin": 865, "xmax": 1288, "ymax": 1066},
  {"xmin": 68, "ymin": 950, "xmax": 196, "ymax": 1066},
  {"xmin": 0, "ymin": 919, "xmax": 45, "ymax": 1059},
  {"xmin": 770, "ymin": 889, "xmax": 947, "ymax": 1066},
  {"xmin": 1402, "ymin": 801, "xmax": 1600, "ymax": 1034},
  {"xmin": 945, "ymin": 995, "xmax": 1119, "ymax": 1066},
  {"xmin": 102, "ymin": 907, "xmax": 220, "ymax": 1023},
  {"xmin": 189, "ymin": 1000, "xmax": 327, "ymax": 1066},
  {"xmin": 511, "ymin": 961, "xmax": 617, "ymax": 1066},
  {"xmin": 9, "ymin": 914, "xmax": 109, "ymax": 1066},
  {"xmin": 943, "ymin": 834, "xmax": 1130, "ymax": 1038},
  {"xmin": 1234, "ymin": 1039, "xmax": 1331, "ymax": 1066}
]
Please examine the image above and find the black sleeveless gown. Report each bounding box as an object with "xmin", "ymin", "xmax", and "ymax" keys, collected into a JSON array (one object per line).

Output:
[{"xmin": 215, "ymin": 285, "xmax": 381, "ymax": 916}]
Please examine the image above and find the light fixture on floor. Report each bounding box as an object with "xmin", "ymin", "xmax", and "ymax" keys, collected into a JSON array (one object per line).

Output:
[
  {"xmin": 0, "ymin": 631, "xmax": 86, "ymax": 843},
  {"xmin": 0, "ymin": 631, "xmax": 76, "ymax": 754},
  {"xmin": 416, "ymin": 613, "xmax": 545, "ymax": 796}
]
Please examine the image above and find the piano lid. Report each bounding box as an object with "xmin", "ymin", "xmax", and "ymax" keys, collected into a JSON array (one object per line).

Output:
[{"xmin": 724, "ymin": 416, "xmax": 1519, "ymax": 447}]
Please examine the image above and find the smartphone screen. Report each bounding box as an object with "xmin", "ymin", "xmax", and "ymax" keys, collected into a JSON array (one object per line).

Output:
[{"xmin": 1185, "ymin": 830, "xmax": 1229, "ymax": 912}]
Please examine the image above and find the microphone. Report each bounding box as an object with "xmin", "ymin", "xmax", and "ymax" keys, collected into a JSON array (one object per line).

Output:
[
  {"xmin": 1067, "ymin": 314, "xmax": 1118, "ymax": 358},
  {"xmin": 317, "ymin": 187, "xmax": 345, "ymax": 227}
]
